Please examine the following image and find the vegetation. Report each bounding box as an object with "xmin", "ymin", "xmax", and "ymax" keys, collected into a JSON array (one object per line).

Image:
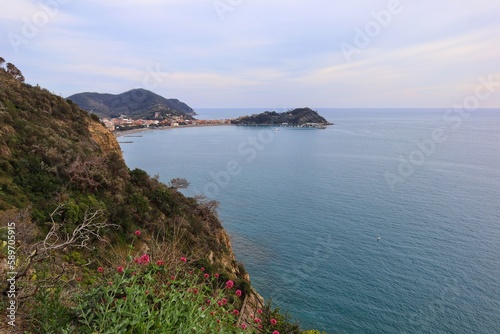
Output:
[{"xmin": 0, "ymin": 59, "xmax": 327, "ymax": 333}]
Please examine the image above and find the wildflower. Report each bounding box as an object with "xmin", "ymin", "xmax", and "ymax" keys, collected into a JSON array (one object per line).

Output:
[
  {"xmin": 138, "ymin": 254, "xmax": 150, "ymax": 264},
  {"xmin": 217, "ymin": 301, "xmax": 222, "ymax": 306},
  {"xmin": 108, "ymin": 281, "xmax": 113, "ymax": 285},
  {"xmin": 97, "ymin": 267, "xmax": 104, "ymax": 273},
  {"xmin": 241, "ymin": 323, "xmax": 247, "ymax": 330},
  {"xmin": 123, "ymin": 296, "xmax": 127, "ymax": 301},
  {"xmin": 145, "ymin": 290, "xmax": 149, "ymax": 295},
  {"xmin": 170, "ymin": 275, "xmax": 175, "ymax": 281},
  {"xmin": 232, "ymin": 309, "xmax": 239, "ymax": 315},
  {"xmin": 201, "ymin": 267, "xmax": 205, "ymax": 271},
  {"xmin": 206, "ymin": 299, "xmax": 211, "ymax": 304},
  {"xmin": 76, "ymin": 277, "xmax": 82, "ymax": 282},
  {"xmin": 272, "ymin": 331, "xmax": 280, "ymax": 334},
  {"xmin": 254, "ymin": 317, "xmax": 261, "ymax": 323},
  {"xmin": 221, "ymin": 298, "xmax": 227, "ymax": 305},
  {"xmin": 117, "ymin": 266, "xmax": 124, "ymax": 273},
  {"xmin": 180, "ymin": 257, "xmax": 187, "ymax": 263},
  {"xmin": 134, "ymin": 230, "xmax": 141, "ymax": 236},
  {"xmin": 204, "ymin": 273, "xmax": 210, "ymax": 279},
  {"xmin": 215, "ymin": 273, "xmax": 219, "ymax": 278},
  {"xmin": 217, "ymin": 319, "xmax": 221, "ymax": 324},
  {"xmin": 235, "ymin": 289, "xmax": 242, "ymax": 297},
  {"xmin": 225, "ymin": 280, "xmax": 234, "ymax": 289},
  {"xmin": 156, "ymin": 260, "xmax": 165, "ymax": 265},
  {"xmin": 257, "ymin": 309, "xmax": 263, "ymax": 314},
  {"xmin": 270, "ymin": 318, "xmax": 278, "ymax": 325}
]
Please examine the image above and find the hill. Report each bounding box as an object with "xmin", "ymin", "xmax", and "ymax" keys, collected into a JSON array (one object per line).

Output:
[
  {"xmin": 0, "ymin": 60, "xmax": 294, "ymax": 333},
  {"xmin": 68, "ymin": 88, "xmax": 196, "ymax": 119},
  {"xmin": 231, "ymin": 107, "xmax": 332, "ymax": 126}
]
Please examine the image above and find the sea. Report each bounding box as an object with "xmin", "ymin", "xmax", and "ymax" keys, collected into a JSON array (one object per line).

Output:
[{"xmin": 120, "ymin": 108, "xmax": 500, "ymax": 334}]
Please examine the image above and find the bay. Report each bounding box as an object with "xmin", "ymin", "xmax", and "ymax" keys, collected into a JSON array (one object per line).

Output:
[{"xmin": 120, "ymin": 108, "xmax": 500, "ymax": 333}]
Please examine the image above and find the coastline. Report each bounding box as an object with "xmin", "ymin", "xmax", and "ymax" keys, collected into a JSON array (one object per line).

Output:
[{"xmin": 114, "ymin": 123, "xmax": 232, "ymax": 137}]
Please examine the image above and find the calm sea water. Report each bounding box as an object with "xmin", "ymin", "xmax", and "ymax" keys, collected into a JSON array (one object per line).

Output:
[{"xmin": 120, "ymin": 109, "xmax": 500, "ymax": 333}]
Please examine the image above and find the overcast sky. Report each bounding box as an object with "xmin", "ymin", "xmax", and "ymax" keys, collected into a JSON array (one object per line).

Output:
[{"xmin": 2, "ymin": 0, "xmax": 500, "ymax": 108}]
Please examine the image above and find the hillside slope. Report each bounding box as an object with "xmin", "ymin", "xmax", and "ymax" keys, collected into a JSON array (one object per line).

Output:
[
  {"xmin": 68, "ymin": 88, "xmax": 196, "ymax": 119},
  {"xmin": 0, "ymin": 61, "xmax": 255, "ymax": 332}
]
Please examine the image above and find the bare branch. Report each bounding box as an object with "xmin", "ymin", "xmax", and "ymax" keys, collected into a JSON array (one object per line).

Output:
[{"xmin": 169, "ymin": 177, "xmax": 190, "ymax": 189}]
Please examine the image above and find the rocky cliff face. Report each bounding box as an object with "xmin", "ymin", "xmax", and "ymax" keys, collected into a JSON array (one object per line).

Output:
[{"xmin": 87, "ymin": 119, "xmax": 123, "ymax": 157}]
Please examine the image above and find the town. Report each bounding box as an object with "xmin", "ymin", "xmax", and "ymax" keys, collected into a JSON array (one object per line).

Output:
[{"xmin": 100, "ymin": 113, "xmax": 234, "ymax": 132}]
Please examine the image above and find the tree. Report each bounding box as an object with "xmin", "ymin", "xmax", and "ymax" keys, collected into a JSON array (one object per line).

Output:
[
  {"xmin": 6, "ymin": 62, "xmax": 25, "ymax": 82},
  {"xmin": 169, "ymin": 177, "xmax": 190, "ymax": 189},
  {"xmin": 0, "ymin": 56, "xmax": 5, "ymax": 67}
]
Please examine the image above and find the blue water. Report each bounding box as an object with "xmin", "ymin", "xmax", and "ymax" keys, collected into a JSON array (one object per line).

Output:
[{"xmin": 120, "ymin": 109, "xmax": 500, "ymax": 333}]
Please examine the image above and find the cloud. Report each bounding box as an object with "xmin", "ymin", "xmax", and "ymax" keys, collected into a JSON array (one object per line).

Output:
[{"xmin": 1, "ymin": 0, "xmax": 499, "ymax": 107}]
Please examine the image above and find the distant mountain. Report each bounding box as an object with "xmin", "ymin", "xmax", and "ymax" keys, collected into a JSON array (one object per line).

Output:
[
  {"xmin": 231, "ymin": 107, "xmax": 332, "ymax": 126},
  {"xmin": 68, "ymin": 88, "xmax": 196, "ymax": 119}
]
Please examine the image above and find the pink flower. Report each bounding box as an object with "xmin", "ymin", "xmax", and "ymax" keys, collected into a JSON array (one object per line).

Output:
[
  {"xmin": 204, "ymin": 273, "xmax": 210, "ymax": 279},
  {"xmin": 138, "ymin": 254, "xmax": 150, "ymax": 264},
  {"xmin": 192, "ymin": 288, "xmax": 199, "ymax": 295},
  {"xmin": 201, "ymin": 267, "xmax": 205, "ymax": 271},
  {"xmin": 217, "ymin": 300, "xmax": 222, "ymax": 306},
  {"xmin": 215, "ymin": 273, "xmax": 219, "ymax": 278},
  {"xmin": 134, "ymin": 230, "xmax": 141, "ymax": 236},
  {"xmin": 170, "ymin": 275, "xmax": 175, "ymax": 281},
  {"xmin": 76, "ymin": 277, "xmax": 82, "ymax": 282},
  {"xmin": 240, "ymin": 323, "xmax": 247, "ymax": 330},
  {"xmin": 117, "ymin": 266, "xmax": 124, "ymax": 273},
  {"xmin": 97, "ymin": 267, "xmax": 104, "ymax": 273},
  {"xmin": 156, "ymin": 260, "xmax": 165, "ymax": 265},
  {"xmin": 254, "ymin": 317, "xmax": 261, "ymax": 323},
  {"xmin": 206, "ymin": 299, "xmax": 211, "ymax": 304},
  {"xmin": 180, "ymin": 257, "xmax": 187, "ymax": 263},
  {"xmin": 270, "ymin": 318, "xmax": 278, "ymax": 325},
  {"xmin": 272, "ymin": 331, "xmax": 280, "ymax": 334},
  {"xmin": 221, "ymin": 298, "xmax": 227, "ymax": 305},
  {"xmin": 257, "ymin": 309, "xmax": 263, "ymax": 314},
  {"xmin": 232, "ymin": 309, "xmax": 240, "ymax": 315},
  {"xmin": 225, "ymin": 280, "xmax": 234, "ymax": 289},
  {"xmin": 235, "ymin": 289, "xmax": 242, "ymax": 297},
  {"xmin": 108, "ymin": 281, "xmax": 113, "ymax": 285}
]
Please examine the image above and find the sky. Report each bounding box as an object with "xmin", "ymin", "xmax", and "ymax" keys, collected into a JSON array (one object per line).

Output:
[{"xmin": 1, "ymin": 0, "xmax": 500, "ymax": 109}]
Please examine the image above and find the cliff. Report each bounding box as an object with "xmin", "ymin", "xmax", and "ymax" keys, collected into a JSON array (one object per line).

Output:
[
  {"xmin": 0, "ymin": 60, "xmax": 311, "ymax": 334},
  {"xmin": 0, "ymin": 61, "xmax": 253, "ymax": 332}
]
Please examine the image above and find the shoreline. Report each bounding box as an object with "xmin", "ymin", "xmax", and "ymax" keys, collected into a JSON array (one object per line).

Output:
[{"xmin": 114, "ymin": 123, "xmax": 232, "ymax": 137}]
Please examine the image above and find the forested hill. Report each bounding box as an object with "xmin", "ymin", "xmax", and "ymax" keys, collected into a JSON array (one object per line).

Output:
[
  {"xmin": 68, "ymin": 88, "xmax": 196, "ymax": 119},
  {"xmin": 231, "ymin": 107, "xmax": 331, "ymax": 126}
]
